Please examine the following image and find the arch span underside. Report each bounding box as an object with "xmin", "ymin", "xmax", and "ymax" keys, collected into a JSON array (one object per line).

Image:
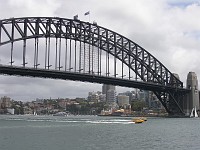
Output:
[{"xmin": 0, "ymin": 17, "xmax": 189, "ymax": 116}]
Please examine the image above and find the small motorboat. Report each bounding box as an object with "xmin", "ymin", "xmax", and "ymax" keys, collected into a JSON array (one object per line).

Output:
[
  {"xmin": 134, "ymin": 119, "xmax": 144, "ymax": 124},
  {"xmin": 132, "ymin": 117, "xmax": 147, "ymax": 124}
]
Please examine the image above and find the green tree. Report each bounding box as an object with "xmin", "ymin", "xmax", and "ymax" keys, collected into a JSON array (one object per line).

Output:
[{"xmin": 131, "ymin": 100, "xmax": 146, "ymax": 111}]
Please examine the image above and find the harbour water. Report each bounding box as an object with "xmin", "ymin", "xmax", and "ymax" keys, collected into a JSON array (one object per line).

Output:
[{"xmin": 0, "ymin": 115, "xmax": 200, "ymax": 150}]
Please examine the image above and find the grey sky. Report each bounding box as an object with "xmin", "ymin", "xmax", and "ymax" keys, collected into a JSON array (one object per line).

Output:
[{"xmin": 0, "ymin": 0, "xmax": 200, "ymax": 101}]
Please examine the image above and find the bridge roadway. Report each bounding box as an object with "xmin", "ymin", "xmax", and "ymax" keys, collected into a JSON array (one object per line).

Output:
[{"xmin": 0, "ymin": 65, "xmax": 190, "ymax": 93}]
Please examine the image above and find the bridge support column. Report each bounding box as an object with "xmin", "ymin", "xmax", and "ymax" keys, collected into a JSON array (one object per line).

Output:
[
  {"xmin": 167, "ymin": 73, "xmax": 185, "ymax": 116},
  {"xmin": 184, "ymin": 72, "xmax": 199, "ymax": 116}
]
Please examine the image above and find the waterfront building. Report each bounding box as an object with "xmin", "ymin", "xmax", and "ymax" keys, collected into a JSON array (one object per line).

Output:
[
  {"xmin": 26, "ymin": 102, "xmax": 35, "ymax": 109},
  {"xmin": 87, "ymin": 92, "xmax": 99, "ymax": 103},
  {"xmin": 118, "ymin": 91, "xmax": 134, "ymax": 103},
  {"xmin": 1, "ymin": 96, "xmax": 12, "ymax": 108},
  {"xmin": 23, "ymin": 106, "xmax": 33, "ymax": 114},
  {"xmin": 58, "ymin": 99, "xmax": 68, "ymax": 109},
  {"xmin": 117, "ymin": 95, "xmax": 129, "ymax": 106},
  {"xmin": 7, "ymin": 108, "xmax": 15, "ymax": 114}
]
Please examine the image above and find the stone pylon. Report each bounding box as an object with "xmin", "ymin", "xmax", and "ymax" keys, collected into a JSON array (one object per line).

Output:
[{"xmin": 184, "ymin": 72, "xmax": 199, "ymax": 116}]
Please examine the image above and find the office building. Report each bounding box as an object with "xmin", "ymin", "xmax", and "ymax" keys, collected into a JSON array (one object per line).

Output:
[{"xmin": 117, "ymin": 95, "xmax": 129, "ymax": 106}]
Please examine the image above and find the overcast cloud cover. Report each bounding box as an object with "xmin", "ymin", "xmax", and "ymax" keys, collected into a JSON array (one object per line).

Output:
[{"xmin": 0, "ymin": 0, "xmax": 200, "ymax": 101}]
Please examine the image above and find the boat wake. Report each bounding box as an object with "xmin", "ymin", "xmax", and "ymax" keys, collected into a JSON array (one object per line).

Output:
[
  {"xmin": 1, "ymin": 116, "xmax": 137, "ymax": 125},
  {"xmin": 86, "ymin": 120, "xmax": 135, "ymax": 124}
]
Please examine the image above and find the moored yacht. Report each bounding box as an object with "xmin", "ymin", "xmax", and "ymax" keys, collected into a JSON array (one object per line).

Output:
[{"xmin": 190, "ymin": 106, "xmax": 198, "ymax": 118}]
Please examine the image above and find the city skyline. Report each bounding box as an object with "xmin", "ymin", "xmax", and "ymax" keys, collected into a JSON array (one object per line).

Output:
[{"xmin": 0, "ymin": 0, "xmax": 200, "ymax": 101}]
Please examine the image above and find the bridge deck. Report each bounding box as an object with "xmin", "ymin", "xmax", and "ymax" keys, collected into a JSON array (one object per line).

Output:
[{"xmin": 0, "ymin": 65, "xmax": 190, "ymax": 93}]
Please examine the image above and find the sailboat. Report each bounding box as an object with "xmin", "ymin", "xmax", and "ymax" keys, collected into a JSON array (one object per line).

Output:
[
  {"xmin": 33, "ymin": 111, "xmax": 38, "ymax": 116},
  {"xmin": 190, "ymin": 106, "xmax": 198, "ymax": 118}
]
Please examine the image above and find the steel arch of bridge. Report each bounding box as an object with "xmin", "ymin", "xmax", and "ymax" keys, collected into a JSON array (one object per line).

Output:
[{"xmin": 0, "ymin": 17, "xmax": 189, "ymax": 116}]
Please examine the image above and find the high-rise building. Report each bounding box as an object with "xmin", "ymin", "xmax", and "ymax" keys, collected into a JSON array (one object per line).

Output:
[
  {"xmin": 102, "ymin": 84, "xmax": 116, "ymax": 103},
  {"xmin": 107, "ymin": 89, "xmax": 117, "ymax": 104},
  {"xmin": 102, "ymin": 84, "xmax": 115, "ymax": 94}
]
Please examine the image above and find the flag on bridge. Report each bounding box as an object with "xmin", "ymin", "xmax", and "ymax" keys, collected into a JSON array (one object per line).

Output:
[{"xmin": 84, "ymin": 11, "xmax": 90, "ymax": 16}]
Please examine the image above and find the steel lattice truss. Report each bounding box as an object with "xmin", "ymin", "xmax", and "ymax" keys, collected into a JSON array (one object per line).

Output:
[{"xmin": 0, "ymin": 17, "xmax": 189, "ymax": 116}]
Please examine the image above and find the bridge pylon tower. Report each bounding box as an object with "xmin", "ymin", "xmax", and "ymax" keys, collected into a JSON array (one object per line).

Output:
[{"xmin": 184, "ymin": 72, "xmax": 199, "ymax": 116}]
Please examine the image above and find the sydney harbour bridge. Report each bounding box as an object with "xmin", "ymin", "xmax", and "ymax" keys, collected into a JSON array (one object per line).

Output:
[{"xmin": 0, "ymin": 17, "xmax": 198, "ymax": 117}]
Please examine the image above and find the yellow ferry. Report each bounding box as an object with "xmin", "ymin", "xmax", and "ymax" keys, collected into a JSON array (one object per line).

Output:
[{"xmin": 132, "ymin": 117, "xmax": 147, "ymax": 124}]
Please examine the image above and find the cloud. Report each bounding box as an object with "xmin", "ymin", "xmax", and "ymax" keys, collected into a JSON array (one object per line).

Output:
[{"xmin": 0, "ymin": 0, "xmax": 60, "ymax": 18}]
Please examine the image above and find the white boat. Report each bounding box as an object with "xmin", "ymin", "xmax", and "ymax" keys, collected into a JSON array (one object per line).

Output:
[
  {"xmin": 190, "ymin": 106, "xmax": 198, "ymax": 118},
  {"xmin": 33, "ymin": 111, "xmax": 38, "ymax": 116}
]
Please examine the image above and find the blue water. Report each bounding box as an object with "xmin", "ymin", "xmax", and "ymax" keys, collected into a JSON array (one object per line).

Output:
[{"xmin": 0, "ymin": 115, "xmax": 200, "ymax": 150}]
